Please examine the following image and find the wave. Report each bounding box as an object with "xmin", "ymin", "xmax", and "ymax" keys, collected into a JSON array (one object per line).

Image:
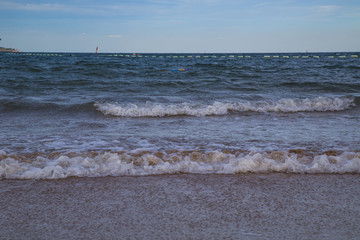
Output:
[
  {"xmin": 1, "ymin": 149, "xmax": 359, "ymax": 179},
  {"xmin": 0, "ymin": 99, "xmax": 96, "ymax": 113},
  {"xmin": 94, "ymin": 96, "xmax": 356, "ymax": 117},
  {"xmin": 277, "ymin": 81, "xmax": 360, "ymax": 93}
]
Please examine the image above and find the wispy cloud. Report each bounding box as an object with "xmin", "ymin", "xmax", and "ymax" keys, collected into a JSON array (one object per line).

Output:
[
  {"xmin": 313, "ymin": 5, "xmax": 341, "ymax": 13},
  {"xmin": 0, "ymin": 1, "xmax": 119, "ymax": 16},
  {"xmin": 1, "ymin": 0, "xmax": 225, "ymax": 17},
  {"xmin": 0, "ymin": 0, "xmax": 196, "ymax": 19},
  {"xmin": 311, "ymin": 5, "xmax": 341, "ymax": 14},
  {"xmin": 107, "ymin": 34, "xmax": 123, "ymax": 38},
  {"xmin": 0, "ymin": 1, "xmax": 69, "ymax": 12}
]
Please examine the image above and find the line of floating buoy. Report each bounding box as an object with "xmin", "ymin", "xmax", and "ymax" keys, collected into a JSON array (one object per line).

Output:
[{"xmin": 5, "ymin": 52, "xmax": 359, "ymax": 59}]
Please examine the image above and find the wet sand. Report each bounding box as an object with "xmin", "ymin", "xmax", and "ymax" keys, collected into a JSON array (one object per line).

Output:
[{"xmin": 1, "ymin": 174, "xmax": 360, "ymax": 240}]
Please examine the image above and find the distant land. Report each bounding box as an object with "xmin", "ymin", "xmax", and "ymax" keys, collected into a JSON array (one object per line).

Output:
[{"xmin": 0, "ymin": 47, "xmax": 19, "ymax": 52}]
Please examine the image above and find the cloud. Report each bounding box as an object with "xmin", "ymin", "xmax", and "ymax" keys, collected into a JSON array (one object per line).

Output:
[
  {"xmin": 311, "ymin": 5, "xmax": 341, "ymax": 16},
  {"xmin": 0, "ymin": 1, "xmax": 69, "ymax": 12},
  {"xmin": 0, "ymin": 1, "xmax": 195, "ymax": 19},
  {"xmin": 0, "ymin": 1, "xmax": 107, "ymax": 15},
  {"xmin": 312, "ymin": 5, "xmax": 340, "ymax": 13},
  {"xmin": 107, "ymin": 35, "xmax": 123, "ymax": 38}
]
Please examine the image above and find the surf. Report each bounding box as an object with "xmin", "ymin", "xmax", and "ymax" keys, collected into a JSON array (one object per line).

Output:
[
  {"xmin": 1, "ymin": 149, "xmax": 359, "ymax": 179},
  {"xmin": 94, "ymin": 96, "xmax": 356, "ymax": 117}
]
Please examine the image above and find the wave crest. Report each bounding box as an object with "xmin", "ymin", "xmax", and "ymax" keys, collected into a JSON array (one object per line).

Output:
[
  {"xmin": 1, "ymin": 150, "xmax": 359, "ymax": 179},
  {"xmin": 94, "ymin": 97, "xmax": 355, "ymax": 117}
]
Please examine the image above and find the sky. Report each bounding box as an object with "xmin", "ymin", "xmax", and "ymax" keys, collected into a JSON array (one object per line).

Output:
[{"xmin": 0, "ymin": 0, "xmax": 359, "ymax": 53}]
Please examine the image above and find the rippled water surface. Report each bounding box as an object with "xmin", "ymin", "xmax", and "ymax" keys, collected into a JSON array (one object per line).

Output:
[{"xmin": 1, "ymin": 52, "xmax": 360, "ymax": 179}]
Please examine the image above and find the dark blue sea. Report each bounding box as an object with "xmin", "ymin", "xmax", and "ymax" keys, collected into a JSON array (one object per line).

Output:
[
  {"xmin": 1, "ymin": 52, "xmax": 360, "ymax": 240},
  {"xmin": 1, "ymin": 52, "xmax": 360, "ymax": 179}
]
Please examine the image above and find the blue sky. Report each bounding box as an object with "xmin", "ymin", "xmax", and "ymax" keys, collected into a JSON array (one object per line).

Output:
[{"xmin": 1, "ymin": 0, "xmax": 359, "ymax": 53}]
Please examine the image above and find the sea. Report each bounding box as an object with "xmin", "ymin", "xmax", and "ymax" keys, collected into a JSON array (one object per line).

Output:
[{"xmin": 1, "ymin": 52, "xmax": 360, "ymax": 239}]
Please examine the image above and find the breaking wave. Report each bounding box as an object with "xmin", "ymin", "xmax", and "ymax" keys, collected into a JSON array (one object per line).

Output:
[
  {"xmin": 94, "ymin": 96, "xmax": 355, "ymax": 117},
  {"xmin": 1, "ymin": 149, "xmax": 359, "ymax": 179}
]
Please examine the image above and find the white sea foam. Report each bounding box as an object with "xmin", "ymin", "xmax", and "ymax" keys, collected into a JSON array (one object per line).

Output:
[
  {"xmin": 1, "ymin": 150, "xmax": 359, "ymax": 179},
  {"xmin": 94, "ymin": 97, "xmax": 354, "ymax": 117}
]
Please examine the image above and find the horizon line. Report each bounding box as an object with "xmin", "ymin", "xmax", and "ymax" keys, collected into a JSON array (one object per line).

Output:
[{"xmin": 4, "ymin": 50, "xmax": 360, "ymax": 54}]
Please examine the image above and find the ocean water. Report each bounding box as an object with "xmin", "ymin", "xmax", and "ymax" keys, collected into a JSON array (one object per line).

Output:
[{"xmin": 1, "ymin": 52, "xmax": 360, "ymax": 179}]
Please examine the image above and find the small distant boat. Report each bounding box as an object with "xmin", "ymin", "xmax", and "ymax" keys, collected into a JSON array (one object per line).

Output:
[{"xmin": 95, "ymin": 46, "xmax": 98, "ymax": 54}]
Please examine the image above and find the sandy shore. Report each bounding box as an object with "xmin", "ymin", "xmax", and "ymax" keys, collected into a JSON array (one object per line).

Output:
[{"xmin": 1, "ymin": 174, "xmax": 359, "ymax": 240}]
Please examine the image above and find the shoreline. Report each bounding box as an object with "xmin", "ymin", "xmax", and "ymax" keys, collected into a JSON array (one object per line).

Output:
[{"xmin": 1, "ymin": 173, "xmax": 359, "ymax": 239}]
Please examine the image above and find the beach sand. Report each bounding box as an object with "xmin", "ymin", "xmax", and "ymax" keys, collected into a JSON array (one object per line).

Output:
[{"xmin": 1, "ymin": 174, "xmax": 359, "ymax": 240}]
